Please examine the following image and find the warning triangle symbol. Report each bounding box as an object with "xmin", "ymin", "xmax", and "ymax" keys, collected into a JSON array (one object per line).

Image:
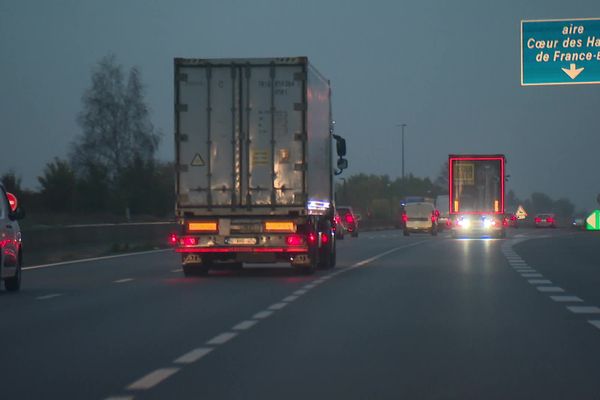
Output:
[{"xmin": 191, "ymin": 153, "xmax": 205, "ymax": 166}]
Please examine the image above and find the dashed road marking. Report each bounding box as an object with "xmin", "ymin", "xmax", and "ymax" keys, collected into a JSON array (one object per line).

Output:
[
  {"xmin": 36, "ymin": 293, "xmax": 63, "ymax": 300},
  {"xmin": 114, "ymin": 278, "xmax": 134, "ymax": 284},
  {"xmin": 293, "ymin": 290, "xmax": 307, "ymax": 296},
  {"xmin": 521, "ymin": 273, "xmax": 543, "ymax": 278},
  {"xmin": 537, "ymin": 286, "xmax": 565, "ymax": 293},
  {"xmin": 105, "ymin": 396, "xmax": 134, "ymax": 400},
  {"xmin": 206, "ymin": 332, "xmax": 237, "ymax": 345},
  {"xmin": 282, "ymin": 295, "xmax": 298, "ymax": 302},
  {"xmin": 528, "ymin": 279, "xmax": 552, "ymax": 285},
  {"xmin": 232, "ymin": 320, "xmax": 257, "ymax": 331},
  {"xmin": 268, "ymin": 302, "xmax": 288, "ymax": 311},
  {"xmin": 303, "ymin": 284, "xmax": 317, "ymax": 289},
  {"xmin": 566, "ymin": 306, "xmax": 600, "ymax": 314},
  {"xmin": 550, "ymin": 295, "xmax": 583, "ymax": 303},
  {"xmin": 127, "ymin": 368, "xmax": 180, "ymax": 390},
  {"xmin": 252, "ymin": 310, "xmax": 274, "ymax": 319},
  {"xmin": 171, "ymin": 268, "xmax": 182, "ymax": 273},
  {"xmin": 589, "ymin": 320, "xmax": 600, "ymax": 330},
  {"xmin": 174, "ymin": 348, "xmax": 213, "ymax": 364}
]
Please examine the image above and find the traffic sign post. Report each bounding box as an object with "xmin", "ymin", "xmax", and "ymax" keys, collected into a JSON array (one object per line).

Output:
[
  {"xmin": 586, "ymin": 210, "xmax": 600, "ymax": 230},
  {"xmin": 521, "ymin": 18, "xmax": 600, "ymax": 86}
]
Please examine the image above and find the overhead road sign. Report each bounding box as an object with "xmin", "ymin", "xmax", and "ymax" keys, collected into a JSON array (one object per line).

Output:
[
  {"xmin": 521, "ymin": 18, "xmax": 600, "ymax": 86},
  {"xmin": 586, "ymin": 210, "xmax": 600, "ymax": 230}
]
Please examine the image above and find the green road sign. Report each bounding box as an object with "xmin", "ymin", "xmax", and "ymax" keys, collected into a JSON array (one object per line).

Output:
[
  {"xmin": 521, "ymin": 18, "xmax": 600, "ymax": 86},
  {"xmin": 586, "ymin": 210, "xmax": 600, "ymax": 230}
]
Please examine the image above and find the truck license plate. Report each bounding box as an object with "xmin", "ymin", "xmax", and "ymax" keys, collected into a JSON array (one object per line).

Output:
[{"xmin": 227, "ymin": 237, "xmax": 257, "ymax": 245}]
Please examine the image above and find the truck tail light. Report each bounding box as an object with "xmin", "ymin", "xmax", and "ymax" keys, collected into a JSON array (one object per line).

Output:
[
  {"xmin": 307, "ymin": 232, "xmax": 318, "ymax": 245},
  {"xmin": 181, "ymin": 236, "xmax": 199, "ymax": 246},
  {"xmin": 402, "ymin": 213, "xmax": 408, "ymax": 223},
  {"xmin": 286, "ymin": 234, "xmax": 304, "ymax": 246},
  {"xmin": 321, "ymin": 232, "xmax": 329, "ymax": 245},
  {"xmin": 265, "ymin": 221, "xmax": 296, "ymax": 232},
  {"xmin": 188, "ymin": 221, "xmax": 218, "ymax": 232}
]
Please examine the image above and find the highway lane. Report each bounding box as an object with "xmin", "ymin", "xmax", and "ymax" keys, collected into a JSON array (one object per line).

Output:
[{"xmin": 1, "ymin": 229, "xmax": 600, "ymax": 399}]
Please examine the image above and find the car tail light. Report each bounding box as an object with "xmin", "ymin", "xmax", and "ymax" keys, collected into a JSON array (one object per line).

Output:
[
  {"xmin": 402, "ymin": 213, "xmax": 408, "ymax": 223},
  {"xmin": 307, "ymin": 232, "xmax": 318, "ymax": 245},
  {"xmin": 534, "ymin": 217, "xmax": 541, "ymax": 223},
  {"xmin": 344, "ymin": 213, "xmax": 355, "ymax": 224},
  {"xmin": 431, "ymin": 213, "xmax": 436, "ymax": 223},
  {"xmin": 335, "ymin": 214, "xmax": 341, "ymax": 224},
  {"xmin": 181, "ymin": 236, "xmax": 199, "ymax": 246},
  {"xmin": 188, "ymin": 221, "xmax": 218, "ymax": 232},
  {"xmin": 286, "ymin": 234, "xmax": 304, "ymax": 246},
  {"xmin": 321, "ymin": 232, "xmax": 329, "ymax": 245},
  {"xmin": 169, "ymin": 233, "xmax": 178, "ymax": 245},
  {"xmin": 546, "ymin": 217, "xmax": 554, "ymax": 223},
  {"xmin": 265, "ymin": 221, "xmax": 296, "ymax": 232}
]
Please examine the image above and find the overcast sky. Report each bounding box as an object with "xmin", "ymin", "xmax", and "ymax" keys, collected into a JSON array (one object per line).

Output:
[{"xmin": 1, "ymin": 0, "xmax": 600, "ymax": 211}]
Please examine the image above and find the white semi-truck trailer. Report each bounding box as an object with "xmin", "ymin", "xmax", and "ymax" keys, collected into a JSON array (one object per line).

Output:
[{"xmin": 171, "ymin": 57, "xmax": 347, "ymax": 275}]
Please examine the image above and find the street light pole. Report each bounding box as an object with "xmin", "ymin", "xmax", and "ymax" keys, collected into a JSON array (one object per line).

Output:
[{"xmin": 396, "ymin": 124, "xmax": 407, "ymax": 180}]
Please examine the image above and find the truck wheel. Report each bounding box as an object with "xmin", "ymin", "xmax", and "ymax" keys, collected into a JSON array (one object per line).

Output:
[
  {"xmin": 4, "ymin": 253, "xmax": 22, "ymax": 292},
  {"xmin": 318, "ymin": 233, "xmax": 335, "ymax": 270}
]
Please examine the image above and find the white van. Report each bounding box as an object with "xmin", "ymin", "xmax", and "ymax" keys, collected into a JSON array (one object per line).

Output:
[{"xmin": 403, "ymin": 202, "xmax": 437, "ymax": 236}]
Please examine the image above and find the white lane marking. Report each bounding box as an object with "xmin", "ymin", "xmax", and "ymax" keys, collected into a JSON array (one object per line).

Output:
[
  {"xmin": 528, "ymin": 279, "xmax": 552, "ymax": 285},
  {"xmin": 232, "ymin": 320, "xmax": 258, "ymax": 331},
  {"xmin": 293, "ymin": 290, "xmax": 307, "ymax": 296},
  {"xmin": 589, "ymin": 320, "xmax": 600, "ymax": 330},
  {"xmin": 36, "ymin": 293, "xmax": 63, "ymax": 300},
  {"xmin": 282, "ymin": 295, "xmax": 298, "ymax": 302},
  {"xmin": 550, "ymin": 296, "xmax": 584, "ymax": 303},
  {"xmin": 268, "ymin": 302, "xmax": 288, "ymax": 311},
  {"xmin": 206, "ymin": 332, "xmax": 237, "ymax": 345},
  {"xmin": 353, "ymin": 240, "xmax": 428, "ymax": 267},
  {"xmin": 127, "ymin": 368, "xmax": 179, "ymax": 390},
  {"xmin": 105, "ymin": 396, "xmax": 134, "ymax": 400},
  {"xmin": 171, "ymin": 268, "xmax": 182, "ymax": 273},
  {"xmin": 174, "ymin": 348, "xmax": 213, "ymax": 364},
  {"xmin": 537, "ymin": 286, "xmax": 565, "ymax": 293},
  {"xmin": 114, "ymin": 278, "xmax": 134, "ymax": 284},
  {"xmin": 566, "ymin": 306, "xmax": 600, "ymax": 314},
  {"xmin": 303, "ymin": 284, "xmax": 317, "ymax": 290},
  {"xmin": 521, "ymin": 273, "xmax": 543, "ymax": 278},
  {"xmin": 514, "ymin": 267, "xmax": 536, "ymax": 271},
  {"xmin": 24, "ymin": 249, "xmax": 171, "ymax": 271},
  {"xmin": 252, "ymin": 310, "xmax": 273, "ymax": 319}
]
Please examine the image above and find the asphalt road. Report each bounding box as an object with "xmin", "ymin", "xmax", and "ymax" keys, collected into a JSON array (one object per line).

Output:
[{"xmin": 2, "ymin": 227, "xmax": 600, "ymax": 399}]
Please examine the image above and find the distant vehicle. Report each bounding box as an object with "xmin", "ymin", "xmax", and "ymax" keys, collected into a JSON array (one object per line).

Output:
[
  {"xmin": 403, "ymin": 202, "xmax": 438, "ymax": 236},
  {"xmin": 435, "ymin": 195, "xmax": 450, "ymax": 230},
  {"xmin": 449, "ymin": 154, "xmax": 506, "ymax": 238},
  {"xmin": 535, "ymin": 213, "xmax": 556, "ymax": 228},
  {"xmin": 337, "ymin": 206, "xmax": 359, "ymax": 237},
  {"xmin": 504, "ymin": 212, "xmax": 518, "ymax": 228},
  {"xmin": 572, "ymin": 217, "xmax": 585, "ymax": 230},
  {"xmin": 0, "ymin": 184, "xmax": 25, "ymax": 292},
  {"xmin": 171, "ymin": 57, "xmax": 348, "ymax": 275}
]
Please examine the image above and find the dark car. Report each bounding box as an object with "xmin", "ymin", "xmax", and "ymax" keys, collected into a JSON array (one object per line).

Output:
[
  {"xmin": 336, "ymin": 206, "xmax": 359, "ymax": 238},
  {"xmin": 0, "ymin": 184, "xmax": 25, "ymax": 292},
  {"xmin": 534, "ymin": 213, "xmax": 556, "ymax": 228}
]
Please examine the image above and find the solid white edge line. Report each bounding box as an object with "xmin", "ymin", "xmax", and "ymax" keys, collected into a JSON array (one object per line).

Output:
[
  {"xmin": 588, "ymin": 320, "xmax": 600, "ymax": 330},
  {"xmin": 352, "ymin": 240, "xmax": 428, "ymax": 267},
  {"xmin": 232, "ymin": 320, "xmax": 258, "ymax": 331},
  {"xmin": 206, "ymin": 332, "xmax": 237, "ymax": 345},
  {"xmin": 127, "ymin": 368, "xmax": 180, "ymax": 390},
  {"xmin": 174, "ymin": 348, "xmax": 213, "ymax": 364},
  {"xmin": 24, "ymin": 249, "xmax": 172, "ymax": 271}
]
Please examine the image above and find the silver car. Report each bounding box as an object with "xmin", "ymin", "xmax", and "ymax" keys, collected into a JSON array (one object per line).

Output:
[{"xmin": 0, "ymin": 184, "xmax": 24, "ymax": 291}]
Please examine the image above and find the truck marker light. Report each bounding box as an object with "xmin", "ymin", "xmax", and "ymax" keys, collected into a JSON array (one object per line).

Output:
[
  {"xmin": 286, "ymin": 234, "xmax": 304, "ymax": 246},
  {"xmin": 454, "ymin": 200, "xmax": 459, "ymax": 212},
  {"xmin": 265, "ymin": 221, "xmax": 296, "ymax": 232},
  {"xmin": 169, "ymin": 233, "xmax": 178, "ymax": 245},
  {"xmin": 494, "ymin": 200, "xmax": 499, "ymax": 212},
  {"xmin": 188, "ymin": 222, "xmax": 218, "ymax": 232}
]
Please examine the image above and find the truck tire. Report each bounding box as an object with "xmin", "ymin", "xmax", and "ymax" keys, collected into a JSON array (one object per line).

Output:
[
  {"xmin": 318, "ymin": 232, "xmax": 335, "ymax": 270},
  {"xmin": 4, "ymin": 253, "xmax": 22, "ymax": 292}
]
